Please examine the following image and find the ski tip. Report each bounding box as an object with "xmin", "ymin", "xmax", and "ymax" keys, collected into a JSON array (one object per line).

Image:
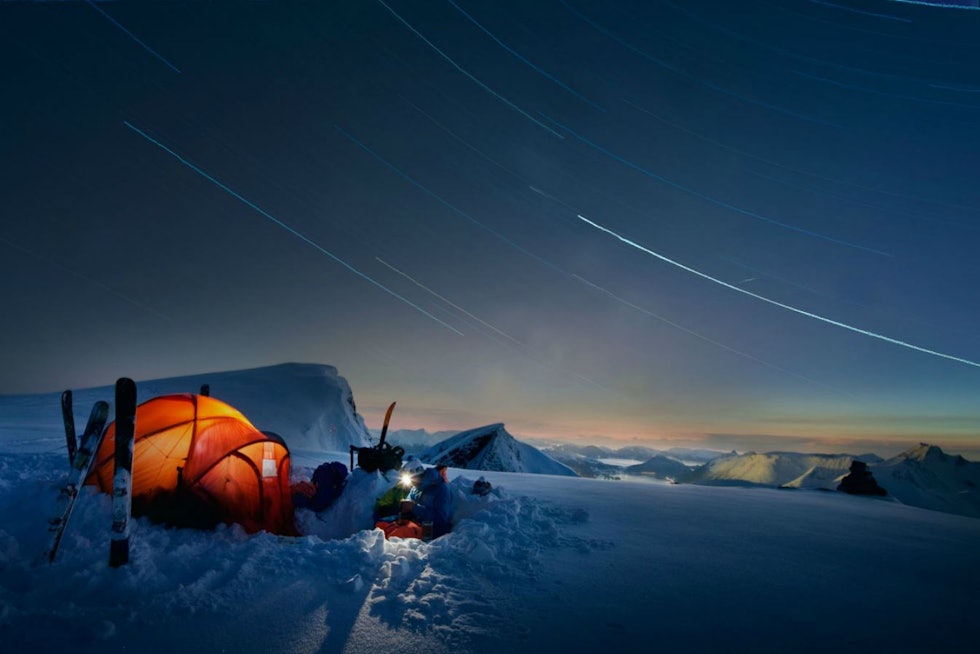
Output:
[{"xmin": 115, "ymin": 378, "xmax": 137, "ymax": 401}]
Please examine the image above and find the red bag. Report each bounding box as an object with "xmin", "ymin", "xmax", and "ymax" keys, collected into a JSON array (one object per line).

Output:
[
  {"xmin": 291, "ymin": 480, "xmax": 316, "ymax": 498},
  {"xmin": 376, "ymin": 519, "xmax": 423, "ymax": 540}
]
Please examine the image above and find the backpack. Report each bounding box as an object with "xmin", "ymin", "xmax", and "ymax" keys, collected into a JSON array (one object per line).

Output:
[
  {"xmin": 302, "ymin": 461, "xmax": 349, "ymax": 512},
  {"xmin": 352, "ymin": 443, "xmax": 404, "ymax": 473},
  {"xmin": 349, "ymin": 402, "xmax": 403, "ymax": 473}
]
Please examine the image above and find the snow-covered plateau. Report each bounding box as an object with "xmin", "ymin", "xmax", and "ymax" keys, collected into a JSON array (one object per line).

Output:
[{"xmin": 1, "ymin": 364, "xmax": 977, "ymax": 653}]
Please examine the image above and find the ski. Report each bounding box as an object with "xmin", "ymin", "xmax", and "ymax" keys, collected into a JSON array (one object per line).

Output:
[
  {"xmin": 41, "ymin": 399, "xmax": 110, "ymax": 564},
  {"xmin": 109, "ymin": 377, "xmax": 136, "ymax": 568},
  {"xmin": 349, "ymin": 401, "xmax": 400, "ymax": 472},
  {"xmin": 379, "ymin": 401, "xmax": 396, "ymax": 444},
  {"xmin": 61, "ymin": 389, "xmax": 77, "ymax": 466}
]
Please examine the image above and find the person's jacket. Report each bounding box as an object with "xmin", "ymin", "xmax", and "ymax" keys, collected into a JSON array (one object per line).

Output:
[{"xmin": 410, "ymin": 468, "xmax": 452, "ymax": 536}]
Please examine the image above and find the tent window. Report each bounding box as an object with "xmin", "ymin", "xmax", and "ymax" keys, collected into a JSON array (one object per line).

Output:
[{"xmin": 262, "ymin": 443, "xmax": 277, "ymax": 478}]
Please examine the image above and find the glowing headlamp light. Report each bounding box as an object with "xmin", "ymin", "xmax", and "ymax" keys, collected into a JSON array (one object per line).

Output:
[{"xmin": 400, "ymin": 473, "xmax": 414, "ymax": 487}]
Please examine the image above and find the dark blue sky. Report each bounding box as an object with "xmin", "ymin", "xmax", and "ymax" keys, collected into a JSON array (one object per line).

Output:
[{"xmin": 2, "ymin": 0, "xmax": 979, "ymax": 456}]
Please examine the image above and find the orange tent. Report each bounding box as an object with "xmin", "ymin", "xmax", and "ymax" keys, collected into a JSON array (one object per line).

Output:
[{"xmin": 86, "ymin": 394, "xmax": 295, "ymax": 535}]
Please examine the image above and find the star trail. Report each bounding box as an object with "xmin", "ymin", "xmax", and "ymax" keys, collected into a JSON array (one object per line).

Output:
[{"xmin": 2, "ymin": 0, "xmax": 978, "ymax": 457}]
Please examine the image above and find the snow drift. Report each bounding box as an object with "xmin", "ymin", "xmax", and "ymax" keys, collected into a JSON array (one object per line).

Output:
[{"xmin": 0, "ymin": 363, "xmax": 370, "ymax": 455}]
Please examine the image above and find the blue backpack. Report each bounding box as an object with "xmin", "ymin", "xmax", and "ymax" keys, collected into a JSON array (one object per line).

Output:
[{"xmin": 299, "ymin": 461, "xmax": 349, "ymax": 512}]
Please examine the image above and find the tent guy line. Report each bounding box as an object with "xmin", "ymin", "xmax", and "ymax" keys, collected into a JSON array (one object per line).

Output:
[
  {"xmin": 122, "ymin": 121, "xmax": 463, "ymax": 336},
  {"xmin": 577, "ymin": 213, "xmax": 980, "ymax": 370}
]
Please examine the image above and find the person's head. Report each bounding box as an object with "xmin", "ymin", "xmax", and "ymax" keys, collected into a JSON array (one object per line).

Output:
[
  {"xmin": 436, "ymin": 464, "xmax": 449, "ymax": 483},
  {"xmin": 400, "ymin": 456, "xmax": 425, "ymax": 487}
]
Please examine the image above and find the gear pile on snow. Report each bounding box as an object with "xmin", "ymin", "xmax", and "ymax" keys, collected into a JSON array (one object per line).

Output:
[{"xmin": 350, "ymin": 401, "xmax": 403, "ymax": 473}]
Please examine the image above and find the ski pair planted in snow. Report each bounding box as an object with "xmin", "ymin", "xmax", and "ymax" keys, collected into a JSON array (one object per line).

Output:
[
  {"xmin": 43, "ymin": 378, "xmax": 136, "ymax": 567},
  {"xmin": 42, "ymin": 397, "xmax": 109, "ymax": 564}
]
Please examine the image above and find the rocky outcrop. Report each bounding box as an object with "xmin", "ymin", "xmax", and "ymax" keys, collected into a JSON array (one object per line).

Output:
[{"xmin": 837, "ymin": 460, "xmax": 887, "ymax": 496}]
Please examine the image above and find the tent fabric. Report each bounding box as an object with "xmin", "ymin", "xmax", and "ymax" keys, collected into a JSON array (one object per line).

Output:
[{"xmin": 86, "ymin": 394, "xmax": 295, "ymax": 535}]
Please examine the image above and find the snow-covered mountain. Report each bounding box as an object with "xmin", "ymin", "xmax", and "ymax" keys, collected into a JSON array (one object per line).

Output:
[
  {"xmin": 0, "ymin": 363, "xmax": 371, "ymax": 455},
  {"xmin": 542, "ymin": 450, "xmax": 626, "ymax": 479},
  {"xmin": 624, "ymin": 455, "xmax": 694, "ymax": 481},
  {"xmin": 419, "ymin": 424, "xmax": 577, "ymax": 476},
  {"xmin": 684, "ymin": 451, "xmax": 860, "ymax": 489},
  {"xmin": 684, "ymin": 451, "xmax": 888, "ymax": 488},
  {"xmin": 541, "ymin": 443, "xmax": 729, "ymax": 478},
  {"xmin": 539, "ymin": 443, "xmax": 641, "ymax": 478},
  {"xmin": 662, "ymin": 446, "xmax": 736, "ymax": 465},
  {"xmin": 682, "ymin": 446, "xmax": 979, "ymax": 518},
  {"xmin": 872, "ymin": 444, "xmax": 980, "ymax": 518}
]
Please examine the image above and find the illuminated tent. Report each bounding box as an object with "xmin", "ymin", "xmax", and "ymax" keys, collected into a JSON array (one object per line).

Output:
[{"xmin": 86, "ymin": 394, "xmax": 295, "ymax": 535}]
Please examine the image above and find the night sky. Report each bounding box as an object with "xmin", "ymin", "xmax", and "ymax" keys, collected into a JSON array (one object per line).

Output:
[{"xmin": 3, "ymin": 0, "xmax": 979, "ymax": 457}]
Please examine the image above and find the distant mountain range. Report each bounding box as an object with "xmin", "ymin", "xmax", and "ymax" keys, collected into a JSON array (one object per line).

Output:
[
  {"xmin": 683, "ymin": 451, "xmax": 881, "ymax": 489},
  {"xmin": 8, "ymin": 363, "xmax": 975, "ymax": 518},
  {"xmin": 529, "ymin": 440, "xmax": 980, "ymax": 519},
  {"xmin": 379, "ymin": 432, "xmax": 980, "ymax": 519},
  {"xmin": 539, "ymin": 443, "xmax": 732, "ymax": 479},
  {"xmin": 624, "ymin": 455, "xmax": 693, "ymax": 481},
  {"xmin": 678, "ymin": 444, "xmax": 980, "ymax": 519}
]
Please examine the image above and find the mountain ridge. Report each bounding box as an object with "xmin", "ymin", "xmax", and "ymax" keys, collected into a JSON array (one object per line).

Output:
[{"xmin": 419, "ymin": 423, "xmax": 577, "ymax": 477}]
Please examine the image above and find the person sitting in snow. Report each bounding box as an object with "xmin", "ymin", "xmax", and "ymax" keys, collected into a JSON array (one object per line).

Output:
[
  {"xmin": 406, "ymin": 464, "xmax": 453, "ymax": 538},
  {"xmin": 373, "ymin": 456, "xmax": 425, "ymax": 522}
]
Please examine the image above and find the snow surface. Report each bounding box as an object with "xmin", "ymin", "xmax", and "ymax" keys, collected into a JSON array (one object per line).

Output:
[{"xmin": 2, "ymin": 365, "xmax": 979, "ymax": 653}]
